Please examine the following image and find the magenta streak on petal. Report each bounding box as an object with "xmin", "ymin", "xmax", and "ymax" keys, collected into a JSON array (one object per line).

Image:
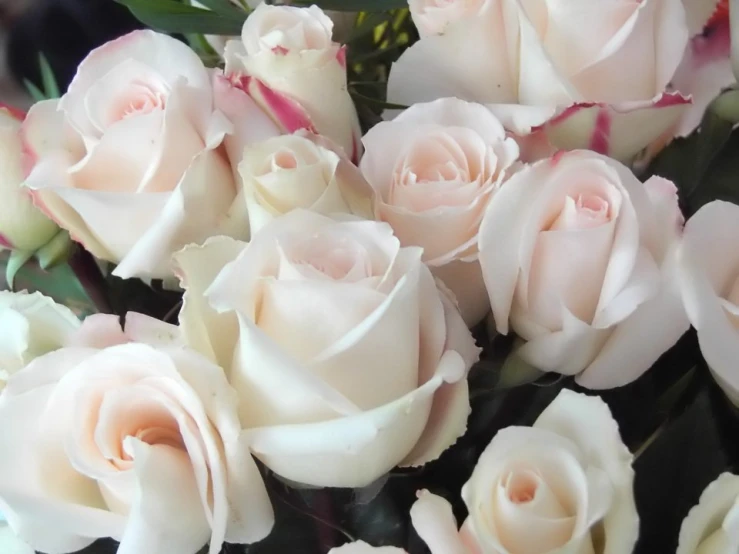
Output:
[
  {"xmin": 336, "ymin": 46, "xmax": 347, "ymax": 70},
  {"xmin": 538, "ymin": 102, "xmax": 600, "ymax": 130},
  {"xmin": 550, "ymin": 150, "xmax": 567, "ymax": 166},
  {"xmin": 588, "ymin": 109, "xmax": 611, "ymax": 154},
  {"xmin": 0, "ymin": 104, "xmax": 26, "ymax": 121},
  {"xmin": 254, "ymin": 78, "xmax": 317, "ymax": 134},
  {"xmin": 0, "ymin": 234, "xmax": 13, "ymax": 249},
  {"xmin": 652, "ymin": 91, "xmax": 692, "ymax": 108},
  {"xmin": 272, "ymin": 45, "xmax": 289, "ymax": 55}
]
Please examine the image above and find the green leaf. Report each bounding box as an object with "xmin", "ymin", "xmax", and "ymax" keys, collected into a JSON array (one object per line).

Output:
[
  {"xmin": 23, "ymin": 79, "xmax": 47, "ymax": 103},
  {"xmin": 116, "ymin": 0, "xmax": 245, "ymax": 35},
  {"xmin": 5, "ymin": 250, "xmax": 33, "ymax": 291},
  {"xmin": 190, "ymin": 0, "xmax": 246, "ymax": 15},
  {"xmin": 38, "ymin": 53, "xmax": 60, "ymax": 99},
  {"xmin": 292, "ymin": 0, "xmax": 406, "ymax": 11}
]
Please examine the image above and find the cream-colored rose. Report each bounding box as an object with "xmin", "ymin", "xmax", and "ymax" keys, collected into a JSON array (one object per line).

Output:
[
  {"xmin": 0, "ymin": 313, "xmax": 273, "ymax": 554},
  {"xmin": 0, "ymin": 290, "xmax": 80, "ymax": 389},
  {"xmin": 389, "ymin": 0, "xmax": 693, "ymax": 162},
  {"xmin": 22, "ymin": 30, "xmax": 253, "ymax": 280},
  {"xmin": 409, "ymin": 0, "xmax": 490, "ymax": 36},
  {"xmin": 677, "ymin": 473, "xmax": 739, "ymax": 554},
  {"xmin": 461, "ymin": 389, "xmax": 638, "ymax": 554},
  {"xmin": 361, "ymin": 98, "xmax": 519, "ymax": 327},
  {"xmin": 173, "ymin": 210, "xmax": 480, "ymax": 488},
  {"xmin": 0, "ymin": 107, "xmax": 59, "ymax": 253},
  {"xmin": 678, "ymin": 200, "xmax": 739, "ymax": 406},
  {"xmin": 479, "ymin": 150, "xmax": 688, "ymax": 388},
  {"xmin": 224, "ymin": 3, "xmax": 362, "ymax": 161},
  {"xmin": 240, "ymin": 130, "xmax": 374, "ymax": 235}
]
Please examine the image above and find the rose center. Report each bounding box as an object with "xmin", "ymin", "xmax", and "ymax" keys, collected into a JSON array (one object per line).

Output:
[
  {"xmin": 550, "ymin": 192, "xmax": 611, "ymax": 231},
  {"xmin": 271, "ymin": 150, "xmax": 300, "ymax": 170},
  {"xmin": 504, "ymin": 469, "xmax": 540, "ymax": 504},
  {"xmin": 113, "ymin": 83, "xmax": 167, "ymax": 122},
  {"xmin": 289, "ymin": 234, "xmax": 371, "ymax": 282}
]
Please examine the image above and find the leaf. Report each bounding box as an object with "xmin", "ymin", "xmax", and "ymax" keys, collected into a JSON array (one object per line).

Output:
[
  {"xmin": 292, "ymin": 0, "xmax": 407, "ymax": 11},
  {"xmin": 38, "ymin": 53, "xmax": 60, "ymax": 99},
  {"xmin": 116, "ymin": 0, "xmax": 245, "ymax": 35},
  {"xmin": 5, "ymin": 250, "xmax": 33, "ymax": 290},
  {"xmin": 23, "ymin": 79, "xmax": 46, "ymax": 103},
  {"xmin": 191, "ymin": 0, "xmax": 246, "ymax": 16}
]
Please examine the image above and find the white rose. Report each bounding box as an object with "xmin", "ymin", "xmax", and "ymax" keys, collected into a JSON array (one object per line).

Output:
[
  {"xmin": 461, "ymin": 390, "xmax": 638, "ymax": 554},
  {"xmin": 409, "ymin": 0, "xmax": 490, "ymax": 36},
  {"xmin": 678, "ymin": 200, "xmax": 739, "ymax": 405},
  {"xmin": 240, "ymin": 130, "xmax": 374, "ymax": 235},
  {"xmin": 389, "ymin": 0, "xmax": 693, "ymax": 162},
  {"xmin": 0, "ymin": 290, "xmax": 80, "ymax": 388},
  {"xmin": 677, "ymin": 473, "xmax": 739, "ymax": 554},
  {"xmin": 0, "ymin": 107, "xmax": 59, "ymax": 253},
  {"xmin": 22, "ymin": 30, "xmax": 250, "ymax": 280},
  {"xmin": 224, "ymin": 3, "xmax": 362, "ymax": 160},
  {"xmin": 173, "ymin": 210, "xmax": 480, "ymax": 488},
  {"xmin": 361, "ymin": 98, "xmax": 519, "ymax": 327},
  {"xmin": 0, "ymin": 313, "xmax": 273, "ymax": 554},
  {"xmin": 479, "ymin": 150, "xmax": 689, "ymax": 388}
]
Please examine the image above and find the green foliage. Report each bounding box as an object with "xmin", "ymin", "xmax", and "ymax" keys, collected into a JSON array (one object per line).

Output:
[
  {"xmin": 23, "ymin": 53, "xmax": 60, "ymax": 101},
  {"xmin": 643, "ymin": 88, "xmax": 739, "ymax": 218},
  {"xmin": 292, "ymin": 0, "xmax": 407, "ymax": 10},
  {"xmin": 115, "ymin": 0, "xmax": 246, "ymax": 35}
]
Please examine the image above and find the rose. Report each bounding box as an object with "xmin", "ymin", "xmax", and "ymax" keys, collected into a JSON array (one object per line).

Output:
[
  {"xmin": 387, "ymin": 0, "xmax": 696, "ymax": 162},
  {"xmin": 678, "ymin": 200, "xmax": 739, "ymax": 406},
  {"xmin": 173, "ymin": 210, "xmax": 480, "ymax": 488},
  {"xmin": 0, "ymin": 290, "xmax": 80, "ymax": 389},
  {"xmin": 677, "ymin": 472, "xmax": 739, "ymax": 554},
  {"xmin": 333, "ymin": 391, "xmax": 638, "ymax": 554},
  {"xmin": 409, "ymin": 0, "xmax": 489, "ymax": 36},
  {"xmin": 479, "ymin": 150, "xmax": 688, "ymax": 388},
  {"xmin": 458, "ymin": 390, "xmax": 638, "ymax": 553},
  {"xmin": 0, "ymin": 312, "xmax": 273, "ymax": 554},
  {"xmin": 240, "ymin": 130, "xmax": 374, "ymax": 236},
  {"xmin": 22, "ymin": 30, "xmax": 251, "ymax": 280},
  {"xmin": 223, "ymin": 3, "xmax": 362, "ymax": 161},
  {"xmin": 360, "ymin": 98, "xmax": 519, "ymax": 326},
  {"xmin": 0, "ymin": 107, "xmax": 60, "ymax": 254}
]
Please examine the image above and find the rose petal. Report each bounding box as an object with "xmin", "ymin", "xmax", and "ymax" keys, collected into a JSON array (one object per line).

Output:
[
  {"xmin": 410, "ymin": 491, "xmax": 469, "ymax": 554},
  {"xmin": 677, "ymin": 472, "xmax": 739, "ymax": 554},
  {"xmin": 174, "ymin": 237, "xmax": 246, "ymax": 371},
  {"xmin": 535, "ymin": 390, "xmax": 638, "ymax": 554},
  {"xmin": 386, "ymin": 2, "xmax": 516, "ymax": 108},
  {"xmin": 247, "ymin": 349, "xmax": 466, "ymax": 488}
]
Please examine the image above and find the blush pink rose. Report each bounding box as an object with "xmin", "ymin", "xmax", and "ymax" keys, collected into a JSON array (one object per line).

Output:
[
  {"xmin": 479, "ymin": 150, "xmax": 688, "ymax": 388},
  {"xmin": 388, "ymin": 0, "xmax": 695, "ymax": 163},
  {"xmin": 0, "ymin": 313, "xmax": 273, "ymax": 554},
  {"xmin": 221, "ymin": 3, "xmax": 362, "ymax": 161},
  {"xmin": 173, "ymin": 210, "xmax": 480, "ymax": 488},
  {"xmin": 22, "ymin": 30, "xmax": 252, "ymax": 280},
  {"xmin": 361, "ymin": 98, "xmax": 519, "ymax": 326}
]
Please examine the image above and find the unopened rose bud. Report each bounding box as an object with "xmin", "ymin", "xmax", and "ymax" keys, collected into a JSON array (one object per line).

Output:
[{"xmin": 0, "ymin": 107, "xmax": 59, "ymax": 254}]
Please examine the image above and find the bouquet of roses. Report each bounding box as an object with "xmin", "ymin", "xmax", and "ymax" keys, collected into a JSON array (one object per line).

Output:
[{"xmin": 1, "ymin": 0, "xmax": 739, "ymax": 552}]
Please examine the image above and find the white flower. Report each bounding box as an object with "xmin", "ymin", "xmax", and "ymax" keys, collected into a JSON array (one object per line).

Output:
[
  {"xmin": 0, "ymin": 290, "xmax": 80, "ymax": 388},
  {"xmin": 677, "ymin": 473, "xmax": 739, "ymax": 554}
]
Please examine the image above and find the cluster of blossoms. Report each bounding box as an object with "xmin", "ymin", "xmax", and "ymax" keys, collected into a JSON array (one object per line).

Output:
[{"xmin": 0, "ymin": 0, "xmax": 738, "ymax": 553}]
